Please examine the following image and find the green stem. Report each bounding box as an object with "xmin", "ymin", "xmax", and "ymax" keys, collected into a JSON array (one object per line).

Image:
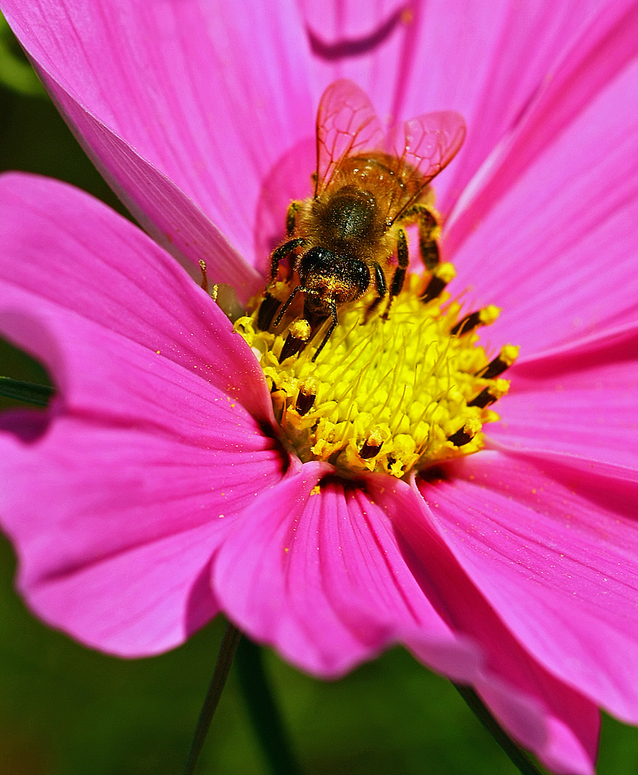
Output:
[
  {"xmin": 235, "ymin": 637, "xmax": 303, "ymax": 775},
  {"xmin": 453, "ymin": 683, "xmax": 545, "ymax": 775},
  {"xmin": 183, "ymin": 622, "xmax": 243, "ymax": 775},
  {"xmin": 0, "ymin": 376, "xmax": 54, "ymax": 406}
]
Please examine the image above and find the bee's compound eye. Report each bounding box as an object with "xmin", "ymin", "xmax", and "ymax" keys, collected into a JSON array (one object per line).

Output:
[{"xmin": 298, "ymin": 247, "xmax": 335, "ymax": 280}]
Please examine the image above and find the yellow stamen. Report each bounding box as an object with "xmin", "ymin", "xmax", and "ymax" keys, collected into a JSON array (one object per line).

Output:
[{"xmin": 235, "ymin": 271, "xmax": 516, "ymax": 478}]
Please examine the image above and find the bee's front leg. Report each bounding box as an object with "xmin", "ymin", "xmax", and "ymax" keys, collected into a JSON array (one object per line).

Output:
[
  {"xmin": 267, "ymin": 200, "xmax": 305, "ymax": 284},
  {"xmin": 258, "ymin": 236, "xmax": 307, "ymax": 331},
  {"xmin": 286, "ymin": 200, "xmax": 303, "ymax": 237},
  {"xmin": 312, "ymin": 299, "xmax": 339, "ymax": 362},
  {"xmin": 259, "ymin": 201, "xmax": 306, "ymax": 332},
  {"xmin": 268, "ymin": 237, "xmax": 307, "ymax": 283}
]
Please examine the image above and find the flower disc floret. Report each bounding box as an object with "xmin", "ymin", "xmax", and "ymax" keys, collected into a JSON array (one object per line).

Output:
[{"xmin": 236, "ymin": 271, "xmax": 516, "ymax": 478}]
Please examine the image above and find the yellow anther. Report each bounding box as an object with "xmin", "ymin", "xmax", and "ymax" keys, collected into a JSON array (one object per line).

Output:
[
  {"xmin": 434, "ymin": 262, "xmax": 456, "ymax": 283},
  {"xmin": 500, "ymin": 344, "xmax": 520, "ymax": 366},
  {"xmin": 490, "ymin": 378, "xmax": 510, "ymax": 400},
  {"xmin": 479, "ymin": 305, "xmax": 501, "ymax": 326}
]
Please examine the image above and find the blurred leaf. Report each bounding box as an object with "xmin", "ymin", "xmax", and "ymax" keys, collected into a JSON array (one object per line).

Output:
[
  {"xmin": 0, "ymin": 377, "xmax": 54, "ymax": 406},
  {"xmin": 0, "ymin": 14, "xmax": 45, "ymax": 97},
  {"xmin": 0, "ymin": 339, "xmax": 52, "ymax": 412}
]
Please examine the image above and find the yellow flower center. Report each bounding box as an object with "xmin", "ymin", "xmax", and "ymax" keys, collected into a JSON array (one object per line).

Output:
[{"xmin": 235, "ymin": 267, "xmax": 518, "ymax": 479}]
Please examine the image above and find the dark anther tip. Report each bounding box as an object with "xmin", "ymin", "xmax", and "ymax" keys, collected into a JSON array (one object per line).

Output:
[
  {"xmin": 257, "ymin": 292, "xmax": 282, "ymax": 331},
  {"xmin": 447, "ymin": 427, "xmax": 475, "ymax": 447}
]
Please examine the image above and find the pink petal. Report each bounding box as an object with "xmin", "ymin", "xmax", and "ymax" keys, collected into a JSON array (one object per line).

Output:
[
  {"xmin": 475, "ymin": 678, "xmax": 598, "ymax": 775},
  {"xmin": 0, "ymin": 172, "xmax": 273, "ymax": 423},
  {"xmin": 364, "ymin": 474, "xmax": 600, "ymax": 775},
  {"xmin": 402, "ymin": 0, "xmax": 634, "ymax": 213},
  {"xmin": 493, "ymin": 321, "xmax": 638, "ymax": 473},
  {"xmin": 0, "ymin": 406, "xmax": 283, "ymax": 655},
  {"xmin": 1, "ymin": 0, "xmax": 314, "ymax": 272},
  {"xmin": 213, "ymin": 463, "xmax": 480, "ymax": 679},
  {"xmin": 416, "ymin": 452, "xmax": 638, "ymax": 726},
  {"xmin": 449, "ymin": 54, "xmax": 638, "ymax": 354},
  {"xmin": 53, "ymin": 108, "xmax": 263, "ymax": 302},
  {"xmin": 213, "ymin": 462, "xmax": 597, "ymax": 771},
  {"xmin": 447, "ymin": 0, "xmax": 638, "ymax": 242},
  {"xmin": 0, "ymin": 173, "xmax": 287, "ymax": 655}
]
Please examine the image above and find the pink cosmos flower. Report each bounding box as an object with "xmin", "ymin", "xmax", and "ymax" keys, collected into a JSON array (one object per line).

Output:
[{"xmin": 1, "ymin": 1, "xmax": 637, "ymax": 773}]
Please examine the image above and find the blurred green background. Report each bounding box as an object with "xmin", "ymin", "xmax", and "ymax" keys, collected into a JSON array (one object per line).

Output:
[{"xmin": 1, "ymin": 15, "xmax": 638, "ymax": 775}]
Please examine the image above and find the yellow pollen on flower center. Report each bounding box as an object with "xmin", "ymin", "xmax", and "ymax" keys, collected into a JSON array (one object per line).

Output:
[{"xmin": 235, "ymin": 270, "xmax": 518, "ymax": 478}]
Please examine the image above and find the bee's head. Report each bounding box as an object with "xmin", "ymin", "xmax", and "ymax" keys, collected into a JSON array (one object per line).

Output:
[{"xmin": 298, "ymin": 247, "xmax": 370, "ymax": 305}]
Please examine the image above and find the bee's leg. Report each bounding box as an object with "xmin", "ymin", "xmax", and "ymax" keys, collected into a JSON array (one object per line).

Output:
[
  {"xmin": 365, "ymin": 263, "xmax": 387, "ymax": 319},
  {"xmin": 392, "ymin": 227, "xmax": 409, "ymax": 297},
  {"xmin": 312, "ymin": 300, "xmax": 339, "ymax": 362},
  {"xmin": 258, "ymin": 237, "xmax": 307, "ymax": 330},
  {"xmin": 418, "ymin": 209, "xmax": 440, "ymax": 270},
  {"xmin": 268, "ymin": 237, "xmax": 307, "ymax": 283},
  {"xmin": 286, "ymin": 200, "xmax": 303, "ymax": 236},
  {"xmin": 383, "ymin": 228, "xmax": 409, "ymax": 319},
  {"xmin": 268, "ymin": 201, "xmax": 304, "ymax": 286},
  {"xmin": 403, "ymin": 204, "xmax": 441, "ymax": 271},
  {"xmin": 272, "ymin": 284, "xmax": 303, "ymax": 328},
  {"xmin": 373, "ymin": 262, "xmax": 387, "ymax": 298}
]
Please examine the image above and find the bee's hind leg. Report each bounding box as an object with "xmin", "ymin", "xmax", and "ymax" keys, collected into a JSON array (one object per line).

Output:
[{"xmin": 403, "ymin": 203, "xmax": 441, "ymax": 271}]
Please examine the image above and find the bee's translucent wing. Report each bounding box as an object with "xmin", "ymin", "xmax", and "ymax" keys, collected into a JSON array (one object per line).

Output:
[
  {"xmin": 386, "ymin": 110, "xmax": 466, "ymax": 222},
  {"xmin": 315, "ymin": 79, "xmax": 384, "ymax": 197}
]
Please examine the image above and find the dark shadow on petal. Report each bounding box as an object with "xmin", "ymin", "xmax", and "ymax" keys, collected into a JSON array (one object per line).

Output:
[
  {"xmin": 418, "ymin": 465, "xmax": 450, "ymax": 484},
  {"xmin": 307, "ymin": 6, "xmax": 408, "ymax": 61},
  {"xmin": 316, "ymin": 472, "xmax": 373, "ymax": 497},
  {"xmin": 0, "ymin": 406, "xmax": 54, "ymax": 443},
  {"xmin": 184, "ymin": 557, "xmax": 219, "ymax": 639},
  {"xmin": 514, "ymin": 323, "xmax": 638, "ymax": 380}
]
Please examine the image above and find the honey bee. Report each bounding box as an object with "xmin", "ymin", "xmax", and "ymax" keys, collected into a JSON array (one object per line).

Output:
[{"xmin": 260, "ymin": 79, "xmax": 466, "ymax": 359}]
